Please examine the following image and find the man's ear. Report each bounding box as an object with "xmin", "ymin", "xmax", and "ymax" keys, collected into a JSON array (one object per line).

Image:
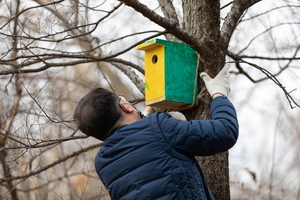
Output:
[{"xmin": 119, "ymin": 102, "xmax": 134, "ymax": 113}]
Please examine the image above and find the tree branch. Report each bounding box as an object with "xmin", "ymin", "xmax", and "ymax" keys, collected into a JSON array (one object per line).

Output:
[
  {"xmin": 0, "ymin": 143, "xmax": 103, "ymax": 183},
  {"xmin": 157, "ymin": 0, "xmax": 181, "ymax": 42},
  {"xmin": 221, "ymin": 0, "xmax": 262, "ymax": 48},
  {"xmin": 108, "ymin": 58, "xmax": 144, "ymax": 74},
  {"xmin": 118, "ymin": 0, "xmax": 214, "ymax": 65},
  {"xmin": 227, "ymin": 51, "xmax": 300, "ymax": 109},
  {"xmin": 112, "ymin": 62, "xmax": 144, "ymax": 95},
  {"xmin": 0, "ymin": 32, "xmax": 165, "ymax": 76}
]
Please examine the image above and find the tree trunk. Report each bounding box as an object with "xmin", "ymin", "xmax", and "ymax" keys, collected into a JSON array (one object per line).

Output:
[{"xmin": 182, "ymin": 1, "xmax": 230, "ymax": 199}]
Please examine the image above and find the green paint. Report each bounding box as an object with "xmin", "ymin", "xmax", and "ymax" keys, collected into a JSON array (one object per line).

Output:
[
  {"xmin": 159, "ymin": 40, "xmax": 198, "ymax": 105},
  {"xmin": 145, "ymin": 81, "xmax": 150, "ymax": 91}
]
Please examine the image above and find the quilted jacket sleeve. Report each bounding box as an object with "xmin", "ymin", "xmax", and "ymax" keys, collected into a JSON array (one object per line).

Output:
[{"xmin": 157, "ymin": 96, "xmax": 239, "ymax": 156}]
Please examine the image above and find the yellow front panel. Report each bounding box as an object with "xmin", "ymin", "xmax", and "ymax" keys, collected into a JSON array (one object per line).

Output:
[{"xmin": 144, "ymin": 45, "xmax": 165, "ymax": 104}]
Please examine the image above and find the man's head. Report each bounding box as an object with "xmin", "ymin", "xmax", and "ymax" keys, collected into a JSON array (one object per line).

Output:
[{"xmin": 74, "ymin": 87, "xmax": 122, "ymax": 141}]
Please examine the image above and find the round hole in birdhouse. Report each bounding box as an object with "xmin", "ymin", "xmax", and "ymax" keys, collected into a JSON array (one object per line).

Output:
[{"xmin": 152, "ymin": 55, "xmax": 158, "ymax": 64}]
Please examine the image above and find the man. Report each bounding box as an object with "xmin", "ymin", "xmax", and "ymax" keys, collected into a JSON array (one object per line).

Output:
[{"xmin": 74, "ymin": 64, "xmax": 238, "ymax": 200}]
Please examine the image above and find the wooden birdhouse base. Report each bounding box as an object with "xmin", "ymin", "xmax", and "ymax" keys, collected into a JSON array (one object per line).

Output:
[{"xmin": 147, "ymin": 98, "xmax": 191, "ymax": 109}]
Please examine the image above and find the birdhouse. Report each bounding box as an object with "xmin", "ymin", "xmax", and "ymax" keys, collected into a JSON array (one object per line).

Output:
[{"xmin": 137, "ymin": 39, "xmax": 198, "ymax": 110}]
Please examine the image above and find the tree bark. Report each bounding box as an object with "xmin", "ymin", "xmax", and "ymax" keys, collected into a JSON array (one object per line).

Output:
[{"xmin": 182, "ymin": 1, "xmax": 229, "ymax": 199}]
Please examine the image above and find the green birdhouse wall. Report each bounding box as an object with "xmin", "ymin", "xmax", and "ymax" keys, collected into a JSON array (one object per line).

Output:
[{"xmin": 137, "ymin": 39, "xmax": 198, "ymax": 110}]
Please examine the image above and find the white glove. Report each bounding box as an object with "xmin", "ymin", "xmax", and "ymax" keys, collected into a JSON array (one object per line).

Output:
[
  {"xmin": 200, "ymin": 64, "xmax": 231, "ymax": 97},
  {"xmin": 143, "ymin": 106, "xmax": 166, "ymax": 116}
]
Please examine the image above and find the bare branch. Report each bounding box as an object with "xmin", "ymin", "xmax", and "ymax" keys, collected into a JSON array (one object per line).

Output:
[
  {"xmin": 0, "ymin": 0, "xmax": 64, "ymax": 30},
  {"xmin": 118, "ymin": 0, "xmax": 214, "ymax": 65},
  {"xmin": 240, "ymin": 4, "xmax": 300, "ymax": 22},
  {"xmin": 0, "ymin": 31, "xmax": 165, "ymax": 76},
  {"xmin": 227, "ymin": 51, "xmax": 300, "ymax": 109},
  {"xmin": 0, "ymin": 133, "xmax": 88, "ymax": 150},
  {"xmin": 237, "ymin": 22, "xmax": 300, "ymax": 55},
  {"xmin": 108, "ymin": 58, "xmax": 144, "ymax": 74},
  {"xmin": 221, "ymin": 0, "xmax": 262, "ymax": 48},
  {"xmin": 112, "ymin": 62, "xmax": 144, "ymax": 94},
  {"xmin": 228, "ymin": 44, "xmax": 300, "ymax": 81},
  {"xmin": 157, "ymin": 0, "xmax": 181, "ymax": 42},
  {"xmin": 0, "ymin": 143, "xmax": 103, "ymax": 183}
]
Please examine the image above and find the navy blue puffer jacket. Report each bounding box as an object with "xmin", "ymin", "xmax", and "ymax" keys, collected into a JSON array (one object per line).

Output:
[{"xmin": 95, "ymin": 96, "xmax": 239, "ymax": 200}]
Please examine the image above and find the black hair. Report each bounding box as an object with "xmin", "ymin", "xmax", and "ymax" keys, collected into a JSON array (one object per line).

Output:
[{"xmin": 74, "ymin": 88, "xmax": 121, "ymax": 140}]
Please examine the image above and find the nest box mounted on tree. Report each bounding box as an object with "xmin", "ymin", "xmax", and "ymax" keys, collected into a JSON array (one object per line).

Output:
[{"xmin": 137, "ymin": 39, "xmax": 198, "ymax": 110}]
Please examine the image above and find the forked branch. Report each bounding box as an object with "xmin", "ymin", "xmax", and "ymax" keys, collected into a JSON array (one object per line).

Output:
[{"xmin": 227, "ymin": 51, "xmax": 300, "ymax": 109}]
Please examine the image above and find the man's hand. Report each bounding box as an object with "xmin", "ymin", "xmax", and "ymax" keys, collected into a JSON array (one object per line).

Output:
[
  {"xmin": 200, "ymin": 64, "xmax": 231, "ymax": 98},
  {"xmin": 143, "ymin": 106, "xmax": 167, "ymax": 116},
  {"xmin": 143, "ymin": 106, "xmax": 155, "ymax": 116}
]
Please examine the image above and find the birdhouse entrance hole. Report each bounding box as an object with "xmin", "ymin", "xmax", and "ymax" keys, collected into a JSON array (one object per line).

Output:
[{"xmin": 152, "ymin": 55, "xmax": 158, "ymax": 64}]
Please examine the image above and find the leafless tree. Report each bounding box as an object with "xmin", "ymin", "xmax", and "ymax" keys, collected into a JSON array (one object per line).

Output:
[{"xmin": 0, "ymin": 0, "xmax": 299, "ymax": 199}]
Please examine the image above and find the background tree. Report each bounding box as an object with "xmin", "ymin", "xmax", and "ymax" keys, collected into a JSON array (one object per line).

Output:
[{"xmin": 0, "ymin": 0, "xmax": 299, "ymax": 200}]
